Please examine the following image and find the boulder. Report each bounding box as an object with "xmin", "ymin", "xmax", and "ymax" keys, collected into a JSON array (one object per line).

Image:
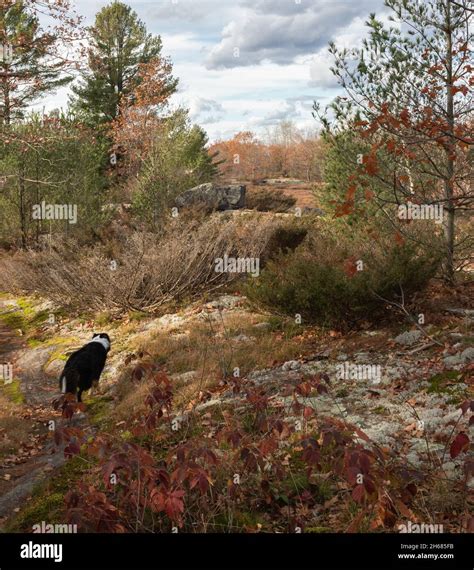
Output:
[{"xmin": 175, "ymin": 183, "xmax": 246, "ymax": 211}]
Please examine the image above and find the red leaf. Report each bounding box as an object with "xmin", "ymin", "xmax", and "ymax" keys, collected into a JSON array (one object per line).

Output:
[
  {"xmin": 400, "ymin": 108, "xmax": 410, "ymax": 122},
  {"xmin": 394, "ymin": 231, "xmax": 405, "ymax": 246},
  {"xmin": 303, "ymin": 406, "xmax": 314, "ymax": 419},
  {"xmin": 450, "ymin": 432, "xmax": 470, "ymax": 459},
  {"xmin": 343, "ymin": 257, "xmax": 358, "ymax": 278},
  {"xmin": 353, "ymin": 426, "xmax": 371, "ymax": 443},
  {"xmin": 352, "ymin": 484, "xmax": 365, "ymax": 503},
  {"xmin": 364, "ymin": 154, "xmax": 378, "ymax": 176}
]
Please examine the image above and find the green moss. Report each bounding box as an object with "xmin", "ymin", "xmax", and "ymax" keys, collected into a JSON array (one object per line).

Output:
[
  {"xmin": 305, "ymin": 526, "xmax": 331, "ymax": 533},
  {"xmin": 28, "ymin": 336, "xmax": 79, "ymax": 361},
  {"xmin": 427, "ymin": 371, "xmax": 462, "ymax": 394},
  {"xmin": 29, "ymin": 310, "xmax": 50, "ymax": 327},
  {"xmin": 95, "ymin": 311, "xmax": 114, "ymax": 326},
  {"xmin": 47, "ymin": 352, "xmax": 68, "ymax": 364},
  {"xmin": 17, "ymin": 297, "xmax": 37, "ymax": 316},
  {"xmin": 6, "ymin": 493, "xmax": 65, "ymax": 532},
  {"xmin": 27, "ymin": 338, "xmax": 45, "ymax": 349},
  {"xmin": 46, "ymin": 336, "xmax": 78, "ymax": 348},
  {"xmin": 1, "ymin": 297, "xmax": 56, "ymax": 335},
  {"xmin": 0, "ymin": 379, "xmax": 25, "ymax": 404},
  {"xmin": 86, "ymin": 396, "xmax": 114, "ymax": 427},
  {"xmin": 5, "ymin": 455, "xmax": 88, "ymax": 532},
  {"xmin": 0, "ymin": 310, "xmax": 25, "ymax": 330}
]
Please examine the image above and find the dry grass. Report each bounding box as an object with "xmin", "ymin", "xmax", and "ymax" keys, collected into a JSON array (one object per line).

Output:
[{"xmin": 112, "ymin": 310, "xmax": 321, "ymax": 422}]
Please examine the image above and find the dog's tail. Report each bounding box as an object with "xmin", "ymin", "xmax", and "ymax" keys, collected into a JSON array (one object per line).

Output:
[{"xmin": 59, "ymin": 368, "xmax": 79, "ymax": 395}]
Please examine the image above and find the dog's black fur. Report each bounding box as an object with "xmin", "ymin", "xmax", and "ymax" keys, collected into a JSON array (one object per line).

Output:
[{"xmin": 59, "ymin": 333, "xmax": 111, "ymax": 402}]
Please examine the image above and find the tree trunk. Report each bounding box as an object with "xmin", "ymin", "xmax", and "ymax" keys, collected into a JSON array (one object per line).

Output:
[
  {"xmin": 19, "ymin": 167, "xmax": 27, "ymax": 249},
  {"xmin": 443, "ymin": 0, "xmax": 455, "ymax": 284},
  {"xmin": 1, "ymin": 72, "xmax": 11, "ymax": 125}
]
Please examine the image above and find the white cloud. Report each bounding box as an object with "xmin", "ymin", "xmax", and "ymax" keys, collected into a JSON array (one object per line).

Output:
[
  {"xmin": 32, "ymin": 0, "xmax": 391, "ymax": 141},
  {"xmin": 206, "ymin": 0, "xmax": 388, "ymax": 69},
  {"xmin": 309, "ymin": 51, "xmax": 339, "ymax": 89},
  {"xmin": 188, "ymin": 96, "xmax": 225, "ymax": 124},
  {"xmin": 309, "ymin": 13, "xmax": 400, "ymax": 88}
]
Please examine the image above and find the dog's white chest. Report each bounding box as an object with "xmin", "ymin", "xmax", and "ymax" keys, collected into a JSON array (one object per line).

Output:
[{"xmin": 90, "ymin": 337, "xmax": 110, "ymax": 351}]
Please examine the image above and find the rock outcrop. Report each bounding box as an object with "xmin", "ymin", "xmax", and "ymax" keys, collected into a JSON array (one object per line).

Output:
[{"xmin": 175, "ymin": 183, "xmax": 246, "ymax": 211}]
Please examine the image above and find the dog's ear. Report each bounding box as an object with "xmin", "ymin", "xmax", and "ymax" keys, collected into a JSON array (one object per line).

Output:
[{"xmin": 92, "ymin": 333, "xmax": 98, "ymax": 338}]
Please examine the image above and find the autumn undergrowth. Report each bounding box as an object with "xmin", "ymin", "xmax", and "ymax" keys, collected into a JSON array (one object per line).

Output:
[{"xmin": 51, "ymin": 360, "xmax": 472, "ymax": 534}]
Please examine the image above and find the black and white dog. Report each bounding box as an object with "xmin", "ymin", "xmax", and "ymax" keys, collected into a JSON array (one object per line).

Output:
[{"xmin": 59, "ymin": 333, "xmax": 111, "ymax": 402}]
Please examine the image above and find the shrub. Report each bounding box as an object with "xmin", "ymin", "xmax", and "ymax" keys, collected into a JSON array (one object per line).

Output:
[
  {"xmin": 54, "ymin": 365, "xmax": 471, "ymax": 534},
  {"xmin": 246, "ymin": 222, "xmax": 442, "ymax": 328},
  {"xmin": 129, "ymin": 110, "xmax": 219, "ymax": 230},
  {"xmin": 0, "ymin": 213, "xmax": 294, "ymax": 313}
]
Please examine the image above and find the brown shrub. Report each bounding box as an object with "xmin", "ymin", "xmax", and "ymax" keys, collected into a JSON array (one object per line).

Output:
[{"xmin": 0, "ymin": 213, "xmax": 296, "ymax": 314}]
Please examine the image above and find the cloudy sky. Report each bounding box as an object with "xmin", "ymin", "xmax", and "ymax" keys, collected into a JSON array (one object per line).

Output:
[{"xmin": 39, "ymin": 0, "xmax": 391, "ymax": 142}]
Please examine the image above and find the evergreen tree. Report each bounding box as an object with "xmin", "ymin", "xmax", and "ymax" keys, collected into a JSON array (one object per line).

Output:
[
  {"xmin": 71, "ymin": 1, "xmax": 177, "ymax": 124},
  {"xmin": 132, "ymin": 109, "xmax": 219, "ymax": 229},
  {"xmin": 319, "ymin": 0, "xmax": 473, "ymax": 282}
]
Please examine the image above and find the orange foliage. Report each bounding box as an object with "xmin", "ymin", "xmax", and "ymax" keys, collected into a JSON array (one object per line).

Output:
[{"xmin": 209, "ymin": 128, "xmax": 324, "ymax": 182}]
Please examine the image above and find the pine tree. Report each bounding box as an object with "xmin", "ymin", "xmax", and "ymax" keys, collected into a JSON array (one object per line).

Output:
[
  {"xmin": 71, "ymin": 1, "xmax": 177, "ymax": 124},
  {"xmin": 320, "ymin": 0, "xmax": 473, "ymax": 282}
]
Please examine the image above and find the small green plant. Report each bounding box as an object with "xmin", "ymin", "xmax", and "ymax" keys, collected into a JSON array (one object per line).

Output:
[{"xmin": 427, "ymin": 371, "xmax": 462, "ymax": 394}]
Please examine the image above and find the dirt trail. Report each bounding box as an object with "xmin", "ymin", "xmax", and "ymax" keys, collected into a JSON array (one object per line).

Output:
[
  {"xmin": 0, "ymin": 316, "xmax": 67, "ymax": 527},
  {"xmin": 0, "ymin": 319, "xmax": 22, "ymax": 356}
]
